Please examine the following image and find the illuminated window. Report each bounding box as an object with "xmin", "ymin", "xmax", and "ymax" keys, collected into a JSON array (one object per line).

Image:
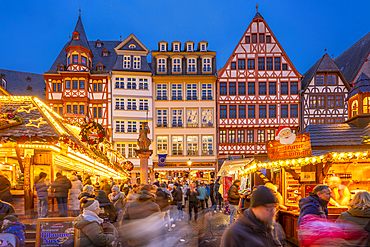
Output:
[
  {"xmin": 127, "ymin": 121, "xmax": 137, "ymax": 133},
  {"xmin": 188, "ymin": 58, "xmax": 196, "ymax": 72},
  {"xmin": 247, "ymin": 130, "xmax": 254, "ymax": 143},
  {"xmin": 128, "ymin": 144, "xmax": 137, "ymax": 158},
  {"xmin": 172, "ymin": 136, "xmax": 183, "ymax": 155},
  {"xmin": 267, "ymin": 129, "xmax": 275, "ymax": 141},
  {"xmin": 186, "ymin": 83, "xmax": 197, "ymax": 100},
  {"xmin": 202, "ymin": 109, "xmax": 213, "ymax": 127},
  {"xmin": 115, "ymin": 77, "xmax": 124, "ymax": 89},
  {"xmin": 228, "ymin": 130, "xmax": 236, "ymax": 143},
  {"xmin": 129, "ymin": 44, "xmax": 136, "ymax": 49},
  {"xmin": 318, "ymin": 96, "xmax": 325, "ymax": 108},
  {"xmin": 115, "ymin": 120, "xmax": 125, "ymax": 132},
  {"xmin": 81, "ymin": 56, "xmax": 87, "ymax": 66},
  {"xmin": 157, "ymin": 136, "xmax": 168, "ymax": 152},
  {"xmin": 139, "ymin": 78, "xmax": 148, "ymax": 90},
  {"xmin": 352, "ymin": 100, "xmax": 358, "ymax": 117},
  {"xmin": 158, "ymin": 58, "xmax": 166, "ymax": 73},
  {"xmin": 187, "ymin": 109, "xmax": 198, "ymax": 127},
  {"xmin": 310, "ymin": 118, "xmax": 317, "ymax": 125},
  {"xmin": 173, "ymin": 58, "xmax": 181, "ymax": 73},
  {"xmin": 257, "ymin": 130, "xmax": 265, "ymax": 143},
  {"xmin": 187, "ymin": 136, "xmax": 198, "ymax": 155},
  {"xmin": 123, "ymin": 56, "xmax": 131, "ymax": 69},
  {"xmin": 237, "ymin": 130, "xmax": 245, "ymax": 143},
  {"xmin": 202, "ymin": 83, "xmax": 212, "ymax": 100},
  {"xmin": 364, "ymin": 97, "xmax": 370, "ymax": 113},
  {"xmin": 133, "ymin": 56, "xmax": 141, "ymax": 69},
  {"xmin": 219, "ymin": 130, "xmax": 226, "ymax": 143},
  {"xmin": 202, "ymin": 136, "xmax": 213, "ymax": 155},
  {"xmin": 79, "ymin": 105, "xmax": 85, "ymax": 115},
  {"xmin": 309, "ymin": 96, "xmax": 317, "ymax": 108}
]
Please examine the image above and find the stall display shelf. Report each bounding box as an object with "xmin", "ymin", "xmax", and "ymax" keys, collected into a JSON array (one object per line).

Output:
[{"xmin": 285, "ymin": 167, "xmax": 301, "ymax": 205}]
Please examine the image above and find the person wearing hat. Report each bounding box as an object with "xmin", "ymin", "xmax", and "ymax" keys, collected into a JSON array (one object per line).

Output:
[
  {"xmin": 1, "ymin": 214, "xmax": 26, "ymax": 246},
  {"xmin": 221, "ymin": 185, "xmax": 286, "ymax": 247},
  {"xmin": 108, "ymin": 186, "xmax": 126, "ymax": 214},
  {"xmin": 227, "ymin": 179, "xmax": 245, "ymax": 224},
  {"xmin": 74, "ymin": 198, "xmax": 114, "ymax": 247}
]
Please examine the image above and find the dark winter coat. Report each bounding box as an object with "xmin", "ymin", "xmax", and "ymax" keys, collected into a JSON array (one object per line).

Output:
[
  {"xmin": 337, "ymin": 207, "xmax": 370, "ymax": 229},
  {"xmin": 35, "ymin": 177, "xmax": 49, "ymax": 198},
  {"xmin": 209, "ymin": 182, "xmax": 215, "ymax": 198},
  {"xmin": 100, "ymin": 182, "xmax": 112, "ymax": 197},
  {"xmin": 298, "ymin": 192, "xmax": 328, "ymax": 225},
  {"xmin": 221, "ymin": 208, "xmax": 286, "ymax": 247},
  {"xmin": 186, "ymin": 189, "xmax": 199, "ymax": 204},
  {"xmin": 83, "ymin": 178, "xmax": 92, "ymax": 186},
  {"xmin": 1, "ymin": 221, "xmax": 26, "ymax": 245},
  {"xmin": 95, "ymin": 190, "xmax": 116, "ymax": 220},
  {"xmin": 74, "ymin": 213, "xmax": 114, "ymax": 247},
  {"xmin": 0, "ymin": 175, "xmax": 12, "ymax": 203},
  {"xmin": 172, "ymin": 188, "xmax": 182, "ymax": 204},
  {"xmin": 228, "ymin": 183, "xmax": 240, "ymax": 205},
  {"xmin": 0, "ymin": 201, "xmax": 15, "ymax": 226},
  {"xmin": 214, "ymin": 182, "xmax": 221, "ymax": 198},
  {"xmin": 156, "ymin": 188, "xmax": 169, "ymax": 210},
  {"xmin": 120, "ymin": 191, "xmax": 160, "ymax": 221},
  {"xmin": 78, "ymin": 191, "xmax": 95, "ymax": 200},
  {"xmin": 51, "ymin": 175, "xmax": 72, "ymax": 198}
]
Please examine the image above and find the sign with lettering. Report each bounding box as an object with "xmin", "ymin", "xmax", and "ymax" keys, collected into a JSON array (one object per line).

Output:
[
  {"xmin": 266, "ymin": 131, "xmax": 312, "ymax": 161},
  {"xmin": 301, "ymin": 172, "xmax": 316, "ymax": 182},
  {"xmin": 35, "ymin": 217, "xmax": 75, "ymax": 247},
  {"xmin": 223, "ymin": 176, "xmax": 233, "ymax": 201}
]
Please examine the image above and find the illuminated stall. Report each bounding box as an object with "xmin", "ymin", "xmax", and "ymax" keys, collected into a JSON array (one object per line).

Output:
[{"xmin": 0, "ymin": 96, "xmax": 129, "ymax": 215}]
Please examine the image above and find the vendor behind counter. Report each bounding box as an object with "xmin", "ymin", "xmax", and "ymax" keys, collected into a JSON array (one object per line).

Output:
[{"xmin": 327, "ymin": 176, "xmax": 351, "ymax": 207}]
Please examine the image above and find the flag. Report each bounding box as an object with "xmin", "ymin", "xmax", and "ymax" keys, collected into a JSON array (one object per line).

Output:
[{"xmin": 158, "ymin": 154, "xmax": 167, "ymax": 167}]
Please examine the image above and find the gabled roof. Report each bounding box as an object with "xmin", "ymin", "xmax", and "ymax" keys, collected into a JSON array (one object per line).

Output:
[
  {"xmin": 301, "ymin": 53, "xmax": 350, "ymax": 91},
  {"xmin": 67, "ymin": 15, "xmax": 91, "ymax": 52},
  {"xmin": 334, "ymin": 32, "xmax": 370, "ymax": 84},
  {"xmin": 253, "ymin": 11, "xmax": 263, "ymax": 19},
  {"xmin": 0, "ymin": 69, "xmax": 45, "ymax": 100},
  {"xmin": 347, "ymin": 73, "xmax": 370, "ymax": 99},
  {"xmin": 114, "ymin": 34, "xmax": 149, "ymax": 53}
]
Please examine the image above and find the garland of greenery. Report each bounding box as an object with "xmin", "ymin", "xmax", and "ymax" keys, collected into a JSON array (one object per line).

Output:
[{"xmin": 80, "ymin": 121, "xmax": 106, "ymax": 145}]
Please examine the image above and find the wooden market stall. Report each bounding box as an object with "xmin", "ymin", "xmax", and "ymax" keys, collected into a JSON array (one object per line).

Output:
[{"xmin": 0, "ymin": 96, "xmax": 130, "ymax": 216}]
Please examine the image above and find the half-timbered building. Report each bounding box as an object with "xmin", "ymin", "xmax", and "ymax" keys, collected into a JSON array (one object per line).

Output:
[
  {"xmin": 217, "ymin": 10, "xmax": 301, "ymax": 158},
  {"xmin": 44, "ymin": 14, "xmax": 117, "ymax": 133},
  {"xmin": 300, "ymin": 53, "xmax": 351, "ymax": 130}
]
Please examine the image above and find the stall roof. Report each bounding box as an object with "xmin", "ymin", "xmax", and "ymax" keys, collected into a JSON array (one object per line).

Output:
[{"xmin": 217, "ymin": 158, "xmax": 254, "ymax": 176}]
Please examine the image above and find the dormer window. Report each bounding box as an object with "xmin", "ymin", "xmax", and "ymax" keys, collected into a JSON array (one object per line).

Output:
[
  {"xmin": 187, "ymin": 44, "xmax": 193, "ymax": 52},
  {"xmin": 97, "ymin": 43, "xmax": 102, "ymax": 47},
  {"xmin": 133, "ymin": 56, "xmax": 141, "ymax": 69},
  {"xmin": 73, "ymin": 32, "xmax": 80, "ymax": 40},
  {"xmin": 129, "ymin": 44, "xmax": 136, "ymax": 49},
  {"xmin": 174, "ymin": 44, "xmax": 180, "ymax": 52},
  {"xmin": 200, "ymin": 44, "xmax": 206, "ymax": 51},
  {"xmin": 123, "ymin": 56, "xmax": 131, "ymax": 69},
  {"xmin": 72, "ymin": 55, "xmax": 78, "ymax": 64},
  {"xmin": 160, "ymin": 44, "xmax": 166, "ymax": 52},
  {"xmin": 1, "ymin": 78, "xmax": 7, "ymax": 89},
  {"xmin": 97, "ymin": 63, "xmax": 104, "ymax": 71},
  {"xmin": 57, "ymin": 63, "xmax": 65, "ymax": 71},
  {"xmin": 188, "ymin": 58, "xmax": 196, "ymax": 73},
  {"xmin": 102, "ymin": 48, "xmax": 109, "ymax": 57}
]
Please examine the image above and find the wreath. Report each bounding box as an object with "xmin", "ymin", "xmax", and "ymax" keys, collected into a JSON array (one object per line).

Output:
[
  {"xmin": 80, "ymin": 121, "xmax": 106, "ymax": 145},
  {"xmin": 124, "ymin": 161, "xmax": 134, "ymax": 171}
]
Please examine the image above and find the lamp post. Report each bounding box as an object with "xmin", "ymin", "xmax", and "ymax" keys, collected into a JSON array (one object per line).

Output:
[{"xmin": 187, "ymin": 158, "xmax": 192, "ymax": 185}]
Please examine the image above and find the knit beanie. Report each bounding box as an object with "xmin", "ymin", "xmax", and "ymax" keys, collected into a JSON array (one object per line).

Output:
[
  {"xmin": 4, "ymin": 214, "xmax": 18, "ymax": 222},
  {"xmin": 112, "ymin": 186, "xmax": 120, "ymax": 192},
  {"xmin": 80, "ymin": 198, "xmax": 100, "ymax": 211},
  {"xmin": 250, "ymin": 185, "xmax": 278, "ymax": 207},
  {"xmin": 153, "ymin": 181, "xmax": 160, "ymax": 187}
]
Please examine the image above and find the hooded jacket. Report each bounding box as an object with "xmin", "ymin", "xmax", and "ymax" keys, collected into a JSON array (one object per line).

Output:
[
  {"xmin": 221, "ymin": 208, "xmax": 286, "ymax": 247},
  {"xmin": 1, "ymin": 221, "xmax": 26, "ymax": 245},
  {"xmin": 0, "ymin": 201, "xmax": 15, "ymax": 226},
  {"xmin": 74, "ymin": 212, "xmax": 114, "ymax": 247},
  {"xmin": 337, "ymin": 207, "xmax": 370, "ymax": 229},
  {"xmin": 197, "ymin": 186, "xmax": 207, "ymax": 200},
  {"xmin": 68, "ymin": 176, "xmax": 83, "ymax": 211},
  {"xmin": 51, "ymin": 175, "xmax": 72, "ymax": 198},
  {"xmin": 298, "ymin": 192, "xmax": 328, "ymax": 225},
  {"xmin": 121, "ymin": 191, "xmax": 160, "ymax": 221},
  {"xmin": 228, "ymin": 182, "xmax": 241, "ymax": 205},
  {"xmin": 35, "ymin": 177, "xmax": 49, "ymax": 198}
]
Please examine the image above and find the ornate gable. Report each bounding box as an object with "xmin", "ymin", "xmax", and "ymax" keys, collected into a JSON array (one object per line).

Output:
[{"xmin": 114, "ymin": 34, "xmax": 149, "ymax": 54}]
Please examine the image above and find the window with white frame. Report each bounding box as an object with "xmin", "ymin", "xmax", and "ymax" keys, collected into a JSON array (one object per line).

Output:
[
  {"xmin": 172, "ymin": 109, "xmax": 183, "ymax": 127},
  {"xmin": 174, "ymin": 44, "xmax": 179, "ymax": 52},
  {"xmin": 116, "ymin": 143, "xmax": 126, "ymax": 157},
  {"xmin": 127, "ymin": 78, "xmax": 136, "ymax": 89},
  {"xmin": 187, "ymin": 136, "xmax": 198, "ymax": 155},
  {"xmin": 171, "ymin": 83, "xmax": 182, "ymax": 100},
  {"xmin": 128, "ymin": 144, "xmax": 137, "ymax": 158},
  {"xmin": 173, "ymin": 58, "xmax": 181, "ymax": 73},
  {"xmin": 115, "ymin": 120, "xmax": 125, "ymax": 133},
  {"xmin": 200, "ymin": 43, "xmax": 206, "ymax": 51},
  {"xmin": 158, "ymin": 58, "xmax": 166, "ymax": 73},
  {"xmin": 139, "ymin": 78, "xmax": 148, "ymax": 90},
  {"xmin": 139, "ymin": 98, "xmax": 148, "ymax": 110},
  {"xmin": 203, "ymin": 58, "xmax": 211, "ymax": 72},
  {"xmin": 157, "ymin": 109, "xmax": 168, "ymax": 127},
  {"xmin": 201, "ymin": 108, "xmax": 213, "ymax": 127},
  {"xmin": 115, "ymin": 98, "xmax": 124, "ymax": 110},
  {"xmin": 186, "ymin": 83, "xmax": 197, "ymax": 100},
  {"xmin": 133, "ymin": 56, "xmax": 141, "ymax": 69},
  {"xmin": 157, "ymin": 136, "xmax": 168, "ymax": 153},
  {"xmin": 115, "ymin": 77, "xmax": 124, "ymax": 89},
  {"xmin": 201, "ymin": 83, "xmax": 212, "ymax": 100},
  {"xmin": 188, "ymin": 58, "xmax": 196, "ymax": 72},
  {"xmin": 127, "ymin": 98, "xmax": 137, "ymax": 110},
  {"xmin": 160, "ymin": 44, "xmax": 166, "ymax": 51},
  {"xmin": 187, "ymin": 44, "xmax": 193, "ymax": 52},
  {"xmin": 123, "ymin": 56, "xmax": 131, "ymax": 69},
  {"xmin": 127, "ymin": 121, "xmax": 137, "ymax": 133},
  {"xmin": 157, "ymin": 83, "xmax": 167, "ymax": 100},
  {"xmin": 172, "ymin": 136, "xmax": 183, "ymax": 155},
  {"xmin": 187, "ymin": 109, "xmax": 198, "ymax": 127},
  {"xmin": 202, "ymin": 136, "xmax": 213, "ymax": 155}
]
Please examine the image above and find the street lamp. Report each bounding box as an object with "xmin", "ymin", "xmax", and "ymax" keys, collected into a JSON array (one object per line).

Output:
[{"xmin": 187, "ymin": 158, "xmax": 192, "ymax": 185}]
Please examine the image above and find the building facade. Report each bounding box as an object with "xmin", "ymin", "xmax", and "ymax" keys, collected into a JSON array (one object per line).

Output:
[
  {"xmin": 151, "ymin": 41, "xmax": 217, "ymax": 180},
  {"xmin": 44, "ymin": 15, "xmax": 116, "ymax": 132},
  {"xmin": 111, "ymin": 34, "xmax": 153, "ymax": 182},
  {"xmin": 300, "ymin": 53, "xmax": 351, "ymax": 130},
  {"xmin": 217, "ymin": 11, "xmax": 301, "ymax": 158}
]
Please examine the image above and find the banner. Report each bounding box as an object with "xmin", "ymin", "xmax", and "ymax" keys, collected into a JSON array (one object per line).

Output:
[
  {"xmin": 223, "ymin": 176, "xmax": 233, "ymax": 201},
  {"xmin": 158, "ymin": 154, "xmax": 166, "ymax": 167}
]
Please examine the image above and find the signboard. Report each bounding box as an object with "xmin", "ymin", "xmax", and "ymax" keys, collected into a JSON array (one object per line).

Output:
[
  {"xmin": 303, "ymin": 184, "xmax": 318, "ymax": 198},
  {"xmin": 35, "ymin": 217, "xmax": 75, "ymax": 247},
  {"xmin": 301, "ymin": 172, "xmax": 316, "ymax": 182},
  {"xmin": 266, "ymin": 127, "xmax": 312, "ymax": 161},
  {"xmin": 24, "ymin": 149, "xmax": 34, "ymax": 158},
  {"xmin": 223, "ymin": 176, "xmax": 233, "ymax": 201}
]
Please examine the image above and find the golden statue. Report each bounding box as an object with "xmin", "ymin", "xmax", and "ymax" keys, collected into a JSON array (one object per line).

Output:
[{"xmin": 137, "ymin": 122, "xmax": 151, "ymax": 150}]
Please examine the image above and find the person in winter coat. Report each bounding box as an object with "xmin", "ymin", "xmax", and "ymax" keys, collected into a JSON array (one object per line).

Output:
[
  {"xmin": 1, "ymin": 214, "xmax": 25, "ymax": 246},
  {"xmin": 74, "ymin": 198, "xmax": 114, "ymax": 247},
  {"xmin": 336, "ymin": 191, "xmax": 370, "ymax": 229},
  {"xmin": 68, "ymin": 175, "xmax": 83, "ymax": 216},
  {"xmin": 95, "ymin": 190, "xmax": 116, "ymax": 222},
  {"xmin": 209, "ymin": 180, "xmax": 215, "ymax": 207},
  {"xmin": 221, "ymin": 186, "xmax": 285, "ymax": 247},
  {"xmin": 51, "ymin": 172, "xmax": 72, "ymax": 217},
  {"xmin": 172, "ymin": 183, "xmax": 183, "ymax": 221},
  {"xmin": 155, "ymin": 184, "xmax": 169, "ymax": 211},
  {"xmin": 83, "ymin": 175, "xmax": 92, "ymax": 186},
  {"xmin": 34, "ymin": 172, "xmax": 49, "ymax": 218},
  {"xmin": 0, "ymin": 200, "xmax": 15, "ymax": 227},
  {"xmin": 0, "ymin": 171, "xmax": 12, "ymax": 203},
  {"xmin": 227, "ymin": 179, "xmax": 245, "ymax": 224},
  {"xmin": 197, "ymin": 183, "xmax": 207, "ymax": 210},
  {"xmin": 108, "ymin": 186, "xmax": 126, "ymax": 213},
  {"xmin": 100, "ymin": 180, "xmax": 111, "ymax": 197},
  {"xmin": 214, "ymin": 179, "xmax": 222, "ymax": 213},
  {"xmin": 78, "ymin": 185, "xmax": 95, "ymax": 200},
  {"xmin": 298, "ymin": 184, "xmax": 331, "ymax": 225},
  {"xmin": 205, "ymin": 183, "xmax": 210, "ymax": 208},
  {"xmin": 186, "ymin": 182, "xmax": 199, "ymax": 221}
]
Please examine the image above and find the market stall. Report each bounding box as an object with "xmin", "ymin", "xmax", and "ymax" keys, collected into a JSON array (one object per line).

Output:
[{"xmin": 0, "ymin": 96, "xmax": 130, "ymax": 216}]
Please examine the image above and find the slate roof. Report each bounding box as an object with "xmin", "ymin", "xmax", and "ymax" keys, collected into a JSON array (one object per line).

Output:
[
  {"xmin": 253, "ymin": 12, "xmax": 263, "ymax": 19},
  {"xmin": 68, "ymin": 15, "xmax": 91, "ymax": 51},
  {"xmin": 112, "ymin": 55, "xmax": 151, "ymax": 72},
  {"xmin": 334, "ymin": 32, "xmax": 370, "ymax": 84},
  {"xmin": 301, "ymin": 53, "xmax": 348, "ymax": 91},
  {"xmin": 0, "ymin": 69, "xmax": 45, "ymax": 100},
  {"xmin": 347, "ymin": 73, "xmax": 370, "ymax": 99}
]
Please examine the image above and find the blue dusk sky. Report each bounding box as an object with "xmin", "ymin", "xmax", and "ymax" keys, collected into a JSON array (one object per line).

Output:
[{"xmin": 0, "ymin": 0, "xmax": 369, "ymax": 76}]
